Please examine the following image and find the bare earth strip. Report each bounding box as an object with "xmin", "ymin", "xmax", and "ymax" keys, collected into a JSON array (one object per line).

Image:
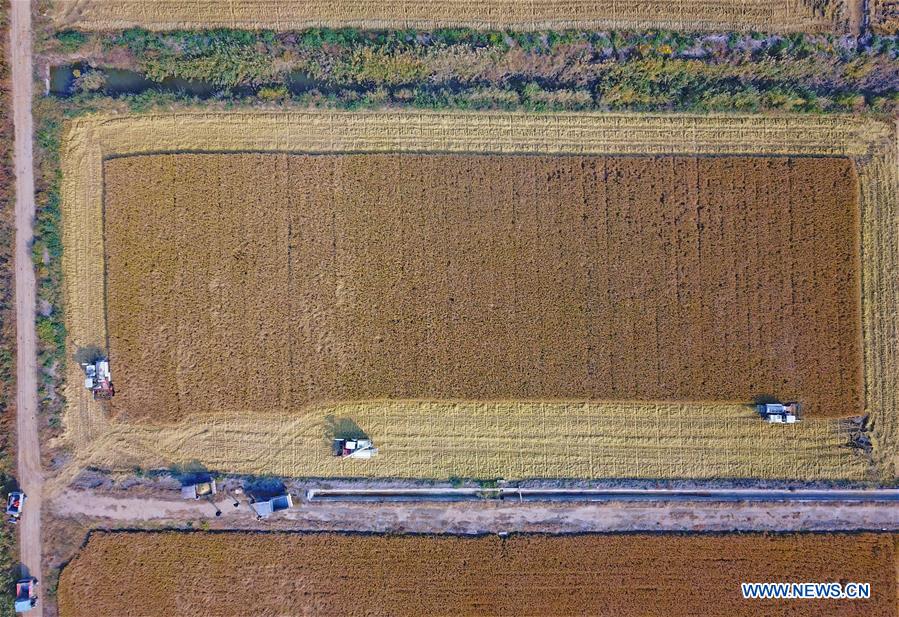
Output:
[
  {"xmin": 47, "ymin": 0, "xmax": 842, "ymax": 34},
  {"xmin": 56, "ymin": 111, "xmax": 897, "ymax": 483}
]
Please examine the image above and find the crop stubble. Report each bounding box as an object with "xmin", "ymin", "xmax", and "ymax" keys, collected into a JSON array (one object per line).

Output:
[
  {"xmin": 104, "ymin": 154, "xmax": 862, "ymax": 423},
  {"xmin": 58, "ymin": 111, "xmax": 897, "ymax": 482},
  {"xmin": 48, "ymin": 0, "xmax": 843, "ymax": 33},
  {"xmin": 58, "ymin": 532, "xmax": 898, "ymax": 617}
]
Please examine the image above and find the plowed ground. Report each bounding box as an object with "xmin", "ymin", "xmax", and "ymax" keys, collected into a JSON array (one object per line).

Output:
[
  {"xmin": 58, "ymin": 532, "xmax": 898, "ymax": 617},
  {"xmin": 104, "ymin": 154, "xmax": 861, "ymax": 422}
]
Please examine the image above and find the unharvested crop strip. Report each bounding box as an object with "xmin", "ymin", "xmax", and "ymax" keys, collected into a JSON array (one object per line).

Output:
[
  {"xmin": 58, "ymin": 111, "xmax": 897, "ymax": 482},
  {"xmin": 48, "ymin": 0, "xmax": 842, "ymax": 33},
  {"xmin": 103, "ymin": 153, "xmax": 862, "ymax": 421}
]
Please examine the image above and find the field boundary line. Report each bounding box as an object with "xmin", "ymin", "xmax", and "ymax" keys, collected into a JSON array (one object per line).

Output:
[{"xmin": 55, "ymin": 111, "xmax": 897, "ymax": 483}]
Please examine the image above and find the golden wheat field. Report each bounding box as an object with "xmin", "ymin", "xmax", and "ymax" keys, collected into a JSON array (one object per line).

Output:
[
  {"xmin": 104, "ymin": 153, "xmax": 862, "ymax": 423},
  {"xmin": 56, "ymin": 111, "xmax": 898, "ymax": 483},
  {"xmin": 47, "ymin": 0, "xmax": 848, "ymax": 33},
  {"xmin": 58, "ymin": 532, "xmax": 899, "ymax": 617}
]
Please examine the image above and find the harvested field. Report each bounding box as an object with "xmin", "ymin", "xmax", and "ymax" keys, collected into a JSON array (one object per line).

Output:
[
  {"xmin": 59, "ymin": 403, "xmax": 870, "ymax": 480},
  {"xmin": 104, "ymin": 154, "xmax": 862, "ymax": 423},
  {"xmin": 58, "ymin": 531, "xmax": 899, "ymax": 617},
  {"xmin": 57, "ymin": 111, "xmax": 897, "ymax": 483},
  {"xmin": 47, "ymin": 0, "xmax": 843, "ymax": 33}
]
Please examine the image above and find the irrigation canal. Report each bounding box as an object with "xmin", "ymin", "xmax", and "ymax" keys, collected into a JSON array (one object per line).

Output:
[{"xmin": 305, "ymin": 487, "xmax": 899, "ymax": 503}]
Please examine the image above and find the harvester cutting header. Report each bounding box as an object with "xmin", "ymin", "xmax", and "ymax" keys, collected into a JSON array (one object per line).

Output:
[{"xmin": 82, "ymin": 358, "xmax": 115, "ymax": 399}]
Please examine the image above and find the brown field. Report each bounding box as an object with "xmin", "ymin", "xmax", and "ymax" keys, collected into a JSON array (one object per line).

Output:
[
  {"xmin": 58, "ymin": 531, "xmax": 898, "ymax": 617},
  {"xmin": 105, "ymin": 154, "xmax": 862, "ymax": 423},
  {"xmin": 48, "ymin": 0, "xmax": 847, "ymax": 33}
]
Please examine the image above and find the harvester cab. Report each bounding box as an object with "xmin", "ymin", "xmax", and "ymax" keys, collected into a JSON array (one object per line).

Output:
[
  {"xmin": 14, "ymin": 578, "xmax": 37, "ymax": 613},
  {"xmin": 757, "ymin": 401, "xmax": 801, "ymax": 424},
  {"xmin": 333, "ymin": 438, "xmax": 378, "ymax": 459},
  {"xmin": 5, "ymin": 491, "xmax": 25, "ymax": 523},
  {"xmin": 82, "ymin": 359, "xmax": 115, "ymax": 400}
]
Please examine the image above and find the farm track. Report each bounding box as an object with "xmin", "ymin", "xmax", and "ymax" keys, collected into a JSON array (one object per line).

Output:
[
  {"xmin": 55, "ymin": 111, "xmax": 898, "ymax": 484},
  {"xmin": 10, "ymin": 0, "xmax": 43, "ymax": 614},
  {"xmin": 46, "ymin": 0, "xmax": 843, "ymax": 33},
  {"xmin": 51, "ymin": 488, "xmax": 899, "ymax": 528}
]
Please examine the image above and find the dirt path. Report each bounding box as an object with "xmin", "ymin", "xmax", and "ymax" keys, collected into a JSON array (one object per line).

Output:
[
  {"xmin": 10, "ymin": 0, "xmax": 43, "ymax": 613},
  {"xmin": 51, "ymin": 490, "xmax": 899, "ymax": 533},
  {"xmin": 849, "ymin": 0, "xmax": 865, "ymax": 36}
]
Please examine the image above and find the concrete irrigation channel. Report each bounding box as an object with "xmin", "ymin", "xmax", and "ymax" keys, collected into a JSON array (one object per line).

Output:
[{"xmin": 305, "ymin": 487, "xmax": 899, "ymax": 503}]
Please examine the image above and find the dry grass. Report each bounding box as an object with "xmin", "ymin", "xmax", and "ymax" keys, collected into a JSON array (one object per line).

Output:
[
  {"xmin": 47, "ymin": 0, "xmax": 845, "ymax": 33},
  {"xmin": 56, "ymin": 111, "xmax": 897, "ymax": 483},
  {"xmin": 58, "ymin": 531, "xmax": 898, "ymax": 617},
  {"xmin": 872, "ymin": 0, "xmax": 899, "ymax": 33}
]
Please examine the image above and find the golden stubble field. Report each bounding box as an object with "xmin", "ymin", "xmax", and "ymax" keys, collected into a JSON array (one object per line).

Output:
[
  {"xmin": 55, "ymin": 111, "xmax": 898, "ymax": 484},
  {"xmin": 47, "ymin": 0, "xmax": 851, "ymax": 34},
  {"xmin": 58, "ymin": 532, "xmax": 899, "ymax": 617}
]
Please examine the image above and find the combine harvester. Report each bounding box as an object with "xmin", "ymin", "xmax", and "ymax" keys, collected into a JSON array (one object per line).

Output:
[
  {"xmin": 757, "ymin": 401, "xmax": 801, "ymax": 424},
  {"xmin": 333, "ymin": 438, "xmax": 378, "ymax": 459},
  {"xmin": 82, "ymin": 358, "xmax": 115, "ymax": 399}
]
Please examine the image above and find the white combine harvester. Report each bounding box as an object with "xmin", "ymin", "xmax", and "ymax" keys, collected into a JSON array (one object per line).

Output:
[
  {"xmin": 333, "ymin": 438, "xmax": 378, "ymax": 459},
  {"xmin": 82, "ymin": 358, "xmax": 115, "ymax": 400},
  {"xmin": 757, "ymin": 401, "xmax": 801, "ymax": 424}
]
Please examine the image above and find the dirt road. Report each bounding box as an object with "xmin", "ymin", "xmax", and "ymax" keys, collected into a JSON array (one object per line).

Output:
[
  {"xmin": 10, "ymin": 0, "xmax": 43, "ymax": 613},
  {"xmin": 849, "ymin": 0, "xmax": 865, "ymax": 36},
  {"xmin": 52, "ymin": 489, "xmax": 899, "ymax": 533}
]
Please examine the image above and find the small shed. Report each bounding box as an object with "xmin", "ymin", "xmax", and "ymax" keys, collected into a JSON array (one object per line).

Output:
[{"xmin": 181, "ymin": 479, "xmax": 216, "ymax": 500}]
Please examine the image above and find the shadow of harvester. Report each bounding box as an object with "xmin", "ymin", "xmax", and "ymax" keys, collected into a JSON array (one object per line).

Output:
[{"xmin": 323, "ymin": 415, "xmax": 369, "ymax": 443}]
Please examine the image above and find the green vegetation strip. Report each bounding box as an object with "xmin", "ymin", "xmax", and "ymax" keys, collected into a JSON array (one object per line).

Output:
[{"xmin": 46, "ymin": 28, "xmax": 899, "ymax": 114}]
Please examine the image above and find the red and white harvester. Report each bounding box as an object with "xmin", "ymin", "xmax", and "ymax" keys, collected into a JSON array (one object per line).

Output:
[{"xmin": 82, "ymin": 359, "xmax": 115, "ymax": 400}]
